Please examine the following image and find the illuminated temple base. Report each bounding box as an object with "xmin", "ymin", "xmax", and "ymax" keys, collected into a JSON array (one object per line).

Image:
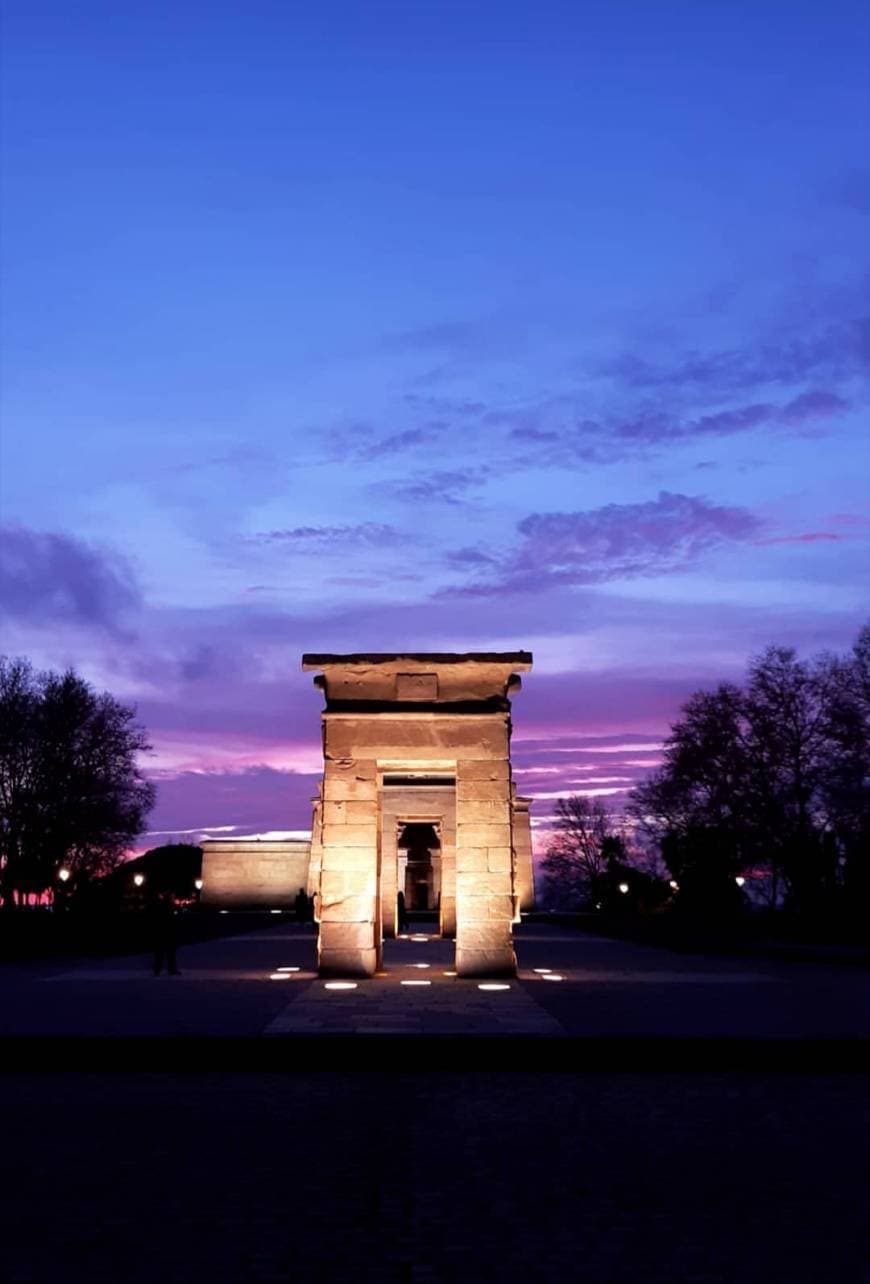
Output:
[{"xmin": 304, "ymin": 652, "xmax": 535, "ymax": 979}]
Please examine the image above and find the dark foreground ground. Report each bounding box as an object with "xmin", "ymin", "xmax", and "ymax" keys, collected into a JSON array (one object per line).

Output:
[
  {"xmin": 1, "ymin": 925, "xmax": 867, "ymax": 1282},
  {"xmin": 1, "ymin": 1071, "xmax": 867, "ymax": 1283}
]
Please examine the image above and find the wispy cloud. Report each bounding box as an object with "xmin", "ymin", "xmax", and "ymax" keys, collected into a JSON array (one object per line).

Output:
[
  {"xmin": 249, "ymin": 523, "xmax": 403, "ymax": 547},
  {"xmin": 373, "ymin": 469, "xmax": 487, "ymax": 505}
]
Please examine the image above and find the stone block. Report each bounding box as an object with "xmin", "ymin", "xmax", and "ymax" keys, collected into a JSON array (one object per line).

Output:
[
  {"xmin": 455, "ymin": 946, "xmax": 517, "ymax": 978},
  {"xmin": 320, "ymin": 869, "xmax": 373, "ymax": 899},
  {"xmin": 457, "ymin": 760, "xmax": 510, "ymax": 783},
  {"xmin": 318, "ymin": 921, "xmax": 376, "ymax": 951},
  {"xmin": 318, "ymin": 849, "xmax": 376, "ymax": 875},
  {"xmin": 486, "ymin": 847, "xmax": 513, "ymax": 872},
  {"xmin": 321, "ymin": 893, "xmax": 374, "ymax": 922},
  {"xmin": 342, "ymin": 800, "xmax": 379, "ymax": 824},
  {"xmin": 319, "ymin": 947, "xmax": 379, "ymax": 978},
  {"xmin": 321, "ymin": 823, "xmax": 377, "ymax": 848},
  {"xmin": 455, "ymin": 800, "xmax": 510, "ymax": 823},
  {"xmin": 455, "ymin": 823, "xmax": 511, "ymax": 847},
  {"xmin": 454, "ymin": 847, "xmax": 488, "ymax": 873},
  {"xmin": 456, "ymin": 872, "xmax": 512, "ymax": 896},
  {"xmin": 454, "ymin": 780, "xmax": 512, "ymax": 803}
]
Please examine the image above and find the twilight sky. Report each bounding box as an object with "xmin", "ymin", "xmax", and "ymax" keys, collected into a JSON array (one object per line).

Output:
[{"xmin": 1, "ymin": 1, "xmax": 868, "ymax": 852}]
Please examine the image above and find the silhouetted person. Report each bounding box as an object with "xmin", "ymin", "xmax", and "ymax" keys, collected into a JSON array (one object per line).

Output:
[
  {"xmin": 150, "ymin": 889, "xmax": 180, "ymax": 976},
  {"xmin": 295, "ymin": 887, "xmax": 309, "ymax": 925},
  {"xmin": 397, "ymin": 889, "xmax": 409, "ymax": 931},
  {"xmin": 308, "ymin": 891, "xmax": 318, "ymax": 929}
]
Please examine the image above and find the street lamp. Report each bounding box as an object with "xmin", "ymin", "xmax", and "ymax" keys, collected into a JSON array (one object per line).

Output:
[
  {"xmin": 58, "ymin": 867, "xmax": 71, "ymax": 883},
  {"xmin": 194, "ymin": 878, "xmax": 203, "ymax": 891},
  {"xmin": 618, "ymin": 882, "xmax": 630, "ymax": 895},
  {"xmin": 668, "ymin": 879, "xmax": 679, "ymax": 891},
  {"xmin": 133, "ymin": 873, "xmax": 145, "ymax": 888},
  {"xmin": 734, "ymin": 875, "xmax": 746, "ymax": 888}
]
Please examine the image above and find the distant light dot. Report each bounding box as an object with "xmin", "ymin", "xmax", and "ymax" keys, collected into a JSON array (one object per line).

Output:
[
  {"xmin": 542, "ymin": 974, "xmax": 564, "ymax": 982},
  {"xmin": 269, "ymin": 973, "xmax": 293, "ymax": 981},
  {"xmin": 533, "ymin": 968, "xmax": 552, "ymax": 974},
  {"xmin": 324, "ymin": 981, "xmax": 357, "ymax": 991},
  {"xmin": 270, "ymin": 909, "xmax": 282, "ymax": 914},
  {"xmin": 443, "ymin": 970, "xmax": 457, "ymax": 976},
  {"xmin": 618, "ymin": 882, "xmax": 629, "ymax": 894},
  {"xmin": 410, "ymin": 962, "xmax": 430, "ymax": 969},
  {"xmin": 478, "ymin": 983, "xmax": 511, "ymax": 992},
  {"xmin": 669, "ymin": 880, "xmax": 679, "ymax": 891},
  {"xmin": 276, "ymin": 966, "xmax": 299, "ymax": 973},
  {"xmin": 401, "ymin": 979, "xmax": 432, "ymax": 987},
  {"xmin": 735, "ymin": 876, "xmax": 746, "ymax": 887}
]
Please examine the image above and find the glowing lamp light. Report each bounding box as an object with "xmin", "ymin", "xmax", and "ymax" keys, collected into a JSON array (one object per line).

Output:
[
  {"xmin": 443, "ymin": 970, "xmax": 457, "ymax": 976},
  {"xmin": 269, "ymin": 973, "xmax": 293, "ymax": 981},
  {"xmin": 401, "ymin": 979, "xmax": 431, "ymax": 986},
  {"xmin": 57, "ymin": 868, "xmax": 71, "ymax": 883},
  {"xmin": 669, "ymin": 879, "xmax": 679, "ymax": 891},
  {"xmin": 410, "ymin": 934, "xmax": 429, "ymax": 942},
  {"xmin": 194, "ymin": 879, "xmax": 203, "ymax": 890},
  {"xmin": 276, "ymin": 966, "xmax": 300, "ymax": 973},
  {"xmin": 532, "ymin": 968, "xmax": 552, "ymax": 974},
  {"xmin": 542, "ymin": 974, "xmax": 565, "ymax": 982},
  {"xmin": 133, "ymin": 873, "xmax": 145, "ymax": 887},
  {"xmin": 478, "ymin": 983, "xmax": 511, "ymax": 992},
  {"xmin": 735, "ymin": 875, "xmax": 746, "ymax": 888},
  {"xmin": 618, "ymin": 882, "xmax": 630, "ymax": 895},
  {"xmin": 324, "ymin": 981, "xmax": 357, "ymax": 991},
  {"xmin": 410, "ymin": 963, "xmax": 430, "ymax": 969},
  {"xmin": 270, "ymin": 909, "xmax": 282, "ymax": 914}
]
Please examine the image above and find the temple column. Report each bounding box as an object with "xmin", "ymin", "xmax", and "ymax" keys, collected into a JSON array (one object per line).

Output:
[
  {"xmin": 454, "ymin": 728, "xmax": 516, "ymax": 977},
  {"xmin": 317, "ymin": 750, "xmax": 380, "ymax": 977}
]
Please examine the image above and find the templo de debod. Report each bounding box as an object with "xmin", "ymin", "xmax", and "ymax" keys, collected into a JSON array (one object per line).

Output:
[{"xmin": 202, "ymin": 652, "xmax": 535, "ymax": 977}]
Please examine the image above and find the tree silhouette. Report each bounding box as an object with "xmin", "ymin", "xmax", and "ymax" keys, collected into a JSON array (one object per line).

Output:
[
  {"xmin": 628, "ymin": 628, "xmax": 870, "ymax": 922},
  {"xmin": 0, "ymin": 657, "xmax": 155, "ymax": 905}
]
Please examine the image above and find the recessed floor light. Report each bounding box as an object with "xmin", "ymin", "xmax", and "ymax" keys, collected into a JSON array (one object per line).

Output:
[
  {"xmin": 401, "ymin": 979, "xmax": 432, "ymax": 987},
  {"xmin": 324, "ymin": 981, "xmax": 357, "ymax": 991},
  {"xmin": 443, "ymin": 970, "xmax": 457, "ymax": 976},
  {"xmin": 478, "ymin": 983, "xmax": 511, "ymax": 992},
  {"xmin": 533, "ymin": 968, "xmax": 552, "ymax": 974},
  {"xmin": 269, "ymin": 973, "xmax": 293, "ymax": 980},
  {"xmin": 410, "ymin": 934, "xmax": 429, "ymax": 942},
  {"xmin": 410, "ymin": 963, "xmax": 430, "ymax": 969},
  {"xmin": 276, "ymin": 966, "xmax": 300, "ymax": 973},
  {"xmin": 541, "ymin": 974, "xmax": 564, "ymax": 982}
]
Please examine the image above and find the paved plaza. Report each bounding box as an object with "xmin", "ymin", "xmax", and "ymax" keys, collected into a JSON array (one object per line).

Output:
[{"xmin": 0, "ymin": 920, "xmax": 867, "ymax": 1043}]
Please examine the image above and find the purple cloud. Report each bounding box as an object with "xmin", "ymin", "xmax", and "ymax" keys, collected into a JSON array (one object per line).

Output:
[
  {"xmin": 443, "ymin": 492, "xmax": 762, "ymax": 595},
  {"xmin": 374, "ymin": 469, "xmax": 487, "ymax": 505},
  {"xmin": 0, "ymin": 525, "xmax": 141, "ymax": 635},
  {"xmin": 249, "ymin": 523, "xmax": 402, "ymax": 546}
]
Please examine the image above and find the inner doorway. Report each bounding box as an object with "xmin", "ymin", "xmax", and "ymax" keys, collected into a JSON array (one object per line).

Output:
[{"xmin": 398, "ymin": 822, "xmax": 441, "ymax": 913}]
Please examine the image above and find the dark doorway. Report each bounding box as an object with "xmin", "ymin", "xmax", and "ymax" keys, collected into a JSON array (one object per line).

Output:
[{"xmin": 398, "ymin": 822, "xmax": 441, "ymax": 913}]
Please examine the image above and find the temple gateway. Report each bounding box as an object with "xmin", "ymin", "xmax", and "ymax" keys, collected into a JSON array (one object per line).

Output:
[{"xmin": 202, "ymin": 652, "xmax": 535, "ymax": 977}]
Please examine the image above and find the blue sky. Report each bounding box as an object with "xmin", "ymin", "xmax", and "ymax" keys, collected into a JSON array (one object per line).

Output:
[{"xmin": 1, "ymin": 0, "xmax": 867, "ymax": 846}]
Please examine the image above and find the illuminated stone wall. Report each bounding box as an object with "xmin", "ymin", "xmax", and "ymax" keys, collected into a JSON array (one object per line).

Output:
[
  {"xmin": 200, "ymin": 840, "xmax": 311, "ymax": 909},
  {"xmin": 303, "ymin": 653, "xmax": 533, "ymax": 978}
]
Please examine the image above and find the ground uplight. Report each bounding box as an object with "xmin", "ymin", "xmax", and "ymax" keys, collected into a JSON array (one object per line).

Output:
[
  {"xmin": 478, "ymin": 983, "xmax": 511, "ymax": 992},
  {"xmin": 276, "ymin": 966, "xmax": 299, "ymax": 973},
  {"xmin": 541, "ymin": 974, "xmax": 564, "ymax": 982},
  {"xmin": 324, "ymin": 981, "xmax": 357, "ymax": 991},
  {"xmin": 533, "ymin": 968, "xmax": 552, "ymax": 974},
  {"xmin": 400, "ymin": 979, "xmax": 432, "ymax": 987},
  {"xmin": 269, "ymin": 973, "xmax": 293, "ymax": 981},
  {"xmin": 410, "ymin": 963, "xmax": 430, "ymax": 969}
]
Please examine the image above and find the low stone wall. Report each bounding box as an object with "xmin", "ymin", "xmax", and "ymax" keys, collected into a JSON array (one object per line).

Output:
[{"xmin": 200, "ymin": 840, "xmax": 311, "ymax": 909}]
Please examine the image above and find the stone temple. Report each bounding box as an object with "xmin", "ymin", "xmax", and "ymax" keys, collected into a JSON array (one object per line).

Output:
[{"xmin": 202, "ymin": 652, "xmax": 535, "ymax": 977}]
